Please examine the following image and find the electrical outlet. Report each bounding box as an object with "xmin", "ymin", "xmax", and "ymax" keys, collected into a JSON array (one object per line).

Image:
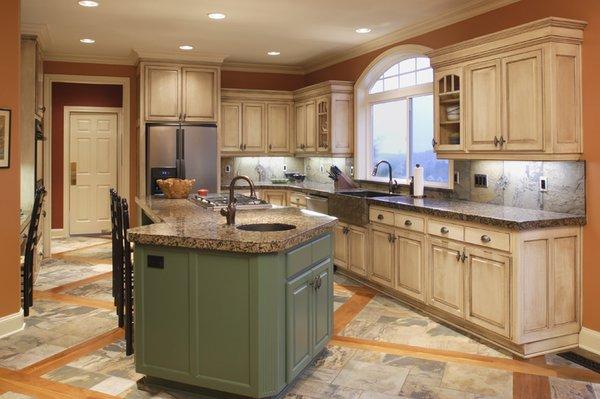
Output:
[
  {"xmin": 454, "ymin": 171, "xmax": 460, "ymax": 184},
  {"xmin": 225, "ymin": 165, "xmax": 231, "ymax": 173},
  {"xmin": 350, "ymin": 166, "xmax": 354, "ymax": 176},
  {"xmin": 540, "ymin": 176, "xmax": 548, "ymax": 192},
  {"xmin": 474, "ymin": 174, "xmax": 488, "ymax": 188},
  {"xmin": 283, "ymin": 164, "xmax": 287, "ymax": 171},
  {"xmin": 320, "ymin": 164, "xmax": 324, "ymax": 173}
]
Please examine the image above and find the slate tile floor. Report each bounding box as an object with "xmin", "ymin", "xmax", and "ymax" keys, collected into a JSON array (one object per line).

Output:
[{"xmin": 1, "ymin": 236, "xmax": 599, "ymax": 398}]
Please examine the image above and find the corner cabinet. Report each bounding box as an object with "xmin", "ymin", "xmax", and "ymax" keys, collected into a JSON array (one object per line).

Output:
[
  {"xmin": 143, "ymin": 63, "xmax": 219, "ymax": 123},
  {"xmin": 429, "ymin": 17, "xmax": 586, "ymax": 160}
]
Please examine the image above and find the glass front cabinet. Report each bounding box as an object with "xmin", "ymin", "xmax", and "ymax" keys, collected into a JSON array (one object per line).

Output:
[{"xmin": 433, "ymin": 69, "xmax": 463, "ymax": 153}]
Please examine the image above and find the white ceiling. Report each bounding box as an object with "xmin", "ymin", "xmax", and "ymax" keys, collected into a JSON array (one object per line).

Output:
[{"xmin": 21, "ymin": 0, "xmax": 517, "ymax": 71}]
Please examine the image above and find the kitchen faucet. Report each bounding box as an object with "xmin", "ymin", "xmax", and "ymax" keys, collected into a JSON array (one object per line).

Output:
[
  {"xmin": 220, "ymin": 175, "xmax": 257, "ymax": 225},
  {"xmin": 371, "ymin": 160, "xmax": 399, "ymax": 194}
]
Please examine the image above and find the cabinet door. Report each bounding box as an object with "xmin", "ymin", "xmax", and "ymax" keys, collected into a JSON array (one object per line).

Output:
[
  {"xmin": 434, "ymin": 70, "xmax": 463, "ymax": 152},
  {"xmin": 242, "ymin": 102, "xmax": 265, "ymax": 152},
  {"xmin": 312, "ymin": 260, "xmax": 333, "ymax": 355},
  {"xmin": 182, "ymin": 67, "xmax": 218, "ymax": 122},
  {"xmin": 221, "ymin": 102, "xmax": 242, "ymax": 152},
  {"xmin": 304, "ymin": 101, "xmax": 317, "ymax": 152},
  {"xmin": 263, "ymin": 190, "xmax": 287, "ymax": 206},
  {"xmin": 266, "ymin": 103, "xmax": 291, "ymax": 153},
  {"xmin": 348, "ymin": 225, "xmax": 367, "ymax": 276},
  {"xmin": 395, "ymin": 230, "xmax": 426, "ymax": 302},
  {"xmin": 465, "ymin": 60, "xmax": 502, "ymax": 151},
  {"xmin": 145, "ymin": 66, "xmax": 181, "ymax": 121},
  {"xmin": 502, "ymin": 49, "xmax": 544, "ymax": 151},
  {"xmin": 370, "ymin": 224, "xmax": 395, "ymax": 287},
  {"xmin": 428, "ymin": 238, "xmax": 464, "ymax": 317},
  {"xmin": 330, "ymin": 94, "xmax": 353, "ymax": 155},
  {"xmin": 333, "ymin": 223, "xmax": 348, "ymax": 269},
  {"xmin": 286, "ymin": 269, "xmax": 313, "ymax": 380},
  {"xmin": 295, "ymin": 103, "xmax": 306, "ymax": 152},
  {"xmin": 465, "ymin": 247, "xmax": 511, "ymax": 337},
  {"xmin": 316, "ymin": 97, "xmax": 330, "ymax": 152}
]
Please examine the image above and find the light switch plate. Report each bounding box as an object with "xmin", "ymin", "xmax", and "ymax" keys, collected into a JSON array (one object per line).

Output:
[
  {"xmin": 474, "ymin": 174, "xmax": 488, "ymax": 188},
  {"xmin": 454, "ymin": 171, "xmax": 460, "ymax": 184}
]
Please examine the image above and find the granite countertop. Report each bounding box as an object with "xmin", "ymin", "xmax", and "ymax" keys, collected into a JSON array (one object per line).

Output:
[{"xmin": 128, "ymin": 197, "xmax": 337, "ymax": 253}]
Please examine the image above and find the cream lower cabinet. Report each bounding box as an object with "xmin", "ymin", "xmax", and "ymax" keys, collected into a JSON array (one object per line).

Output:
[
  {"xmin": 261, "ymin": 189, "xmax": 287, "ymax": 206},
  {"xmin": 395, "ymin": 230, "xmax": 426, "ymax": 302},
  {"xmin": 428, "ymin": 238, "xmax": 465, "ymax": 318},
  {"xmin": 369, "ymin": 224, "xmax": 395, "ymax": 287},
  {"xmin": 334, "ymin": 223, "xmax": 367, "ymax": 277}
]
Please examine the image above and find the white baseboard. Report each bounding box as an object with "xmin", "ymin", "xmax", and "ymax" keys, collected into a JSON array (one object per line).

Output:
[
  {"xmin": 0, "ymin": 310, "xmax": 24, "ymax": 339},
  {"xmin": 579, "ymin": 327, "xmax": 600, "ymax": 356},
  {"xmin": 51, "ymin": 228, "xmax": 65, "ymax": 238}
]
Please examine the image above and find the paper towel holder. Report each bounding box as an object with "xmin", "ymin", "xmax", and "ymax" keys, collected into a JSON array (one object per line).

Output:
[{"xmin": 409, "ymin": 165, "xmax": 427, "ymax": 199}]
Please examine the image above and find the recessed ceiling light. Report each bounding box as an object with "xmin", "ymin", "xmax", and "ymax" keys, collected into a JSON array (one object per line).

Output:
[
  {"xmin": 355, "ymin": 28, "xmax": 372, "ymax": 34},
  {"xmin": 78, "ymin": 0, "xmax": 99, "ymax": 7},
  {"xmin": 179, "ymin": 45, "xmax": 194, "ymax": 51},
  {"xmin": 80, "ymin": 38, "xmax": 95, "ymax": 44},
  {"xmin": 267, "ymin": 51, "xmax": 281, "ymax": 56},
  {"xmin": 207, "ymin": 12, "xmax": 226, "ymax": 20}
]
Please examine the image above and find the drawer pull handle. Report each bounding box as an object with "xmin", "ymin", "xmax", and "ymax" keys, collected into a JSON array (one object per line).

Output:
[
  {"xmin": 461, "ymin": 250, "xmax": 469, "ymax": 263},
  {"xmin": 456, "ymin": 251, "xmax": 462, "ymax": 261},
  {"xmin": 440, "ymin": 227, "xmax": 449, "ymax": 234},
  {"xmin": 481, "ymin": 235, "xmax": 492, "ymax": 243},
  {"xmin": 377, "ymin": 214, "xmax": 384, "ymax": 220},
  {"xmin": 404, "ymin": 220, "xmax": 412, "ymax": 227}
]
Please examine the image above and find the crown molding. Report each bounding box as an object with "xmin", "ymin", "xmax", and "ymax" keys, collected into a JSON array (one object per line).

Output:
[
  {"xmin": 20, "ymin": 23, "xmax": 52, "ymax": 50},
  {"xmin": 134, "ymin": 49, "xmax": 228, "ymax": 65},
  {"xmin": 302, "ymin": 0, "xmax": 523, "ymax": 73},
  {"xmin": 221, "ymin": 61, "xmax": 305, "ymax": 75},
  {"xmin": 44, "ymin": 50, "xmax": 139, "ymax": 66}
]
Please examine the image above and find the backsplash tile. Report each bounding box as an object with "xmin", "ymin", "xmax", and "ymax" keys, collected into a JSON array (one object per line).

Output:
[
  {"xmin": 304, "ymin": 157, "xmax": 354, "ymax": 184},
  {"xmin": 220, "ymin": 156, "xmax": 303, "ymax": 184}
]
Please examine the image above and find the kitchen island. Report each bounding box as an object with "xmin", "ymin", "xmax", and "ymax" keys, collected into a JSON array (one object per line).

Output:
[{"xmin": 128, "ymin": 197, "xmax": 337, "ymax": 398}]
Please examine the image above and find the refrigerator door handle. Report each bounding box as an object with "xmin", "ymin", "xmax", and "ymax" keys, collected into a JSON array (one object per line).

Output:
[{"xmin": 180, "ymin": 128, "xmax": 185, "ymax": 160}]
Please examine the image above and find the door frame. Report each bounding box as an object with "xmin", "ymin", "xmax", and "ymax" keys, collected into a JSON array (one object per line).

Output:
[
  {"xmin": 42, "ymin": 74, "xmax": 130, "ymax": 254},
  {"xmin": 63, "ymin": 106, "xmax": 123, "ymax": 236}
]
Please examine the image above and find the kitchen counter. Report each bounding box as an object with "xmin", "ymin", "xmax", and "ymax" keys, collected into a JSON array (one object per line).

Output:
[{"xmin": 129, "ymin": 196, "xmax": 337, "ymax": 253}]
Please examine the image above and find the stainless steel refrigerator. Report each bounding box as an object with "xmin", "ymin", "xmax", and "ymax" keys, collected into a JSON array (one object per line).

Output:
[{"xmin": 146, "ymin": 124, "xmax": 218, "ymax": 195}]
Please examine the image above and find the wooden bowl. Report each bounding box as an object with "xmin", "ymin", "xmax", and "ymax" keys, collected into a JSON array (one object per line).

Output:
[{"xmin": 156, "ymin": 178, "xmax": 196, "ymax": 199}]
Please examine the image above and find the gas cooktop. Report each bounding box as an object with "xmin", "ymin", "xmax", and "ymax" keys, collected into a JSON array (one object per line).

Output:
[{"xmin": 190, "ymin": 194, "xmax": 272, "ymax": 211}]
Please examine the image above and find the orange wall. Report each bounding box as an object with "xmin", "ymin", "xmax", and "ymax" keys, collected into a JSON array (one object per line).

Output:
[
  {"xmin": 44, "ymin": 61, "xmax": 139, "ymax": 225},
  {"xmin": 222, "ymin": 70, "xmax": 305, "ymax": 91},
  {"xmin": 0, "ymin": 0, "xmax": 21, "ymax": 317},
  {"xmin": 306, "ymin": 0, "xmax": 600, "ymax": 332}
]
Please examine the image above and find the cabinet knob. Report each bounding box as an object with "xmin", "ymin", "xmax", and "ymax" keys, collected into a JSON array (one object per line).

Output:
[
  {"xmin": 456, "ymin": 251, "xmax": 462, "ymax": 261},
  {"xmin": 240, "ymin": 143, "xmax": 243, "ymax": 150},
  {"xmin": 481, "ymin": 235, "xmax": 492, "ymax": 243},
  {"xmin": 494, "ymin": 136, "xmax": 500, "ymax": 147},
  {"xmin": 461, "ymin": 250, "xmax": 468, "ymax": 263},
  {"xmin": 268, "ymin": 144, "xmax": 272, "ymax": 150},
  {"xmin": 440, "ymin": 226, "xmax": 449, "ymax": 234},
  {"xmin": 243, "ymin": 144, "xmax": 247, "ymax": 150},
  {"xmin": 377, "ymin": 214, "xmax": 384, "ymax": 220},
  {"xmin": 404, "ymin": 220, "xmax": 412, "ymax": 227},
  {"xmin": 499, "ymin": 136, "xmax": 506, "ymax": 146}
]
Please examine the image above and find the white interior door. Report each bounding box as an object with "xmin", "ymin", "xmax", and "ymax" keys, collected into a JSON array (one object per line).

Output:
[{"xmin": 69, "ymin": 112, "xmax": 118, "ymax": 235}]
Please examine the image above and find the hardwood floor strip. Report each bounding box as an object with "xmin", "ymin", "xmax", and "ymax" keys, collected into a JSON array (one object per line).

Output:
[
  {"xmin": 52, "ymin": 254, "xmax": 112, "ymax": 264},
  {"xmin": 44, "ymin": 271, "xmax": 112, "ymax": 294},
  {"xmin": 0, "ymin": 367, "xmax": 118, "ymax": 399},
  {"xmin": 21, "ymin": 328, "xmax": 123, "ymax": 376},
  {"xmin": 333, "ymin": 291, "xmax": 375, "ymax": 335},
  {"xmin": 513, "ymin": 372, "xmax": 551, "ymax": 398},
  {"xmin": 34, "ymin": 290, "xmax": 115, "ymax": 310},
  {"xmin": 330, "ymin": 335, "xmax": 600, "ymax": 383}
]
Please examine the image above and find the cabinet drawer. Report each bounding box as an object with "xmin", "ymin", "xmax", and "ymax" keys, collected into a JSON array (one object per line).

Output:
[
  {"xmin": 369, "ymin": 207, "xmax": 394, "ymax": 226},
  {"xmin": 464, "ymin": 227, "xmax": 510, "ymax": 252},
  {"xmin": 394, "ymin": 212, "xmax": 425, "ymax": 233},
  {"xmin": 289, "ymin": 192, "xmax": 307, "ymax": 207},
  {"xmin": 286, "ymin": 234, "xmax": 332, "ymax": 278},
  {"xmin": 428, "ymin": 219, "xmax": 464, "ymax": 241}
]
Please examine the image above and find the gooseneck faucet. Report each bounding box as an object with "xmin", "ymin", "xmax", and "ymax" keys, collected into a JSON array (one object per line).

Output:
[
  {"xmin": 371, "ymin": 160, "xmax": 398, "ymax": 194},
  {"xmin": 220, "ymin": 175, "xmax": 257, "ymax": 225}
]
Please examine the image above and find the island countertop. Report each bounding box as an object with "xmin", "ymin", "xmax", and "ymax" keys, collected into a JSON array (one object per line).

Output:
[{"xmin": 128, "ymin": 196, "xmax": 337, "ymax": 253}]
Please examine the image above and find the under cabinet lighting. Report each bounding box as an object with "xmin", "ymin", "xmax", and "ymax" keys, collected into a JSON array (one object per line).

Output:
[
  {"xmin": 179, "ymin": 45, "xmax": 194, "ymax": 51},
  {"xmin": 355, "ymin": 28, "xmax": 372, "ymax": 34},
  {"xmin": 207, "ymin": 12, "xmax": 226, "ymax": 20},
  {"xmin": 80, "ymin": 38, "xmax": 95, "ymax": 44},
  {"xmin": 267, "ymin": 51, "xmax": 281, "ymax": 56},
  {"xmin": 78, "ymin": 0, "xmax": 99, "ymax": 7}
]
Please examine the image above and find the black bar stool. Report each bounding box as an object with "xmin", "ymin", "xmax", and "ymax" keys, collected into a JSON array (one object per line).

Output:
[
  {"xmin": 22, "ymin": 186, "xmax": 46, "ymax": 317},
  {"xmin": 122, "ymin": 198, "xmax": 134, "ymax": 355}
]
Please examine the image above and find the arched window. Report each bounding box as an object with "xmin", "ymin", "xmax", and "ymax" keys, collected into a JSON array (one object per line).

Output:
[{"xmin": 355, "ymin": 45, "xmax": 452, "ymax": 188}]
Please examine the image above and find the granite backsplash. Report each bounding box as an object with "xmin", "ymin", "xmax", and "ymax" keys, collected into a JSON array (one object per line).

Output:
[{"xmin": 221, "ymin": 157, "xmax": 585, "ymax": 215}]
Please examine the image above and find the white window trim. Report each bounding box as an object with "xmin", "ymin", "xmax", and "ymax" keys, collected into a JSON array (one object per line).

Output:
[{"xmin": 354, "ymin": 44, "xmax": 453, "ymax": 189}]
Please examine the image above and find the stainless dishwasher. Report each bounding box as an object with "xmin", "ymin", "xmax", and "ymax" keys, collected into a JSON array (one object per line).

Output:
[{"xmin": 305, "ymin": 195, "xmax": 329, "ymax": 214}]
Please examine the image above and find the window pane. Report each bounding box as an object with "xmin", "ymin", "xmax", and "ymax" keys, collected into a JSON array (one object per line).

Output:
[
  {"xmin": 411, "ymin": 95, "xmax": 448, "ymax": 183},
  {"xmin": 383, "ymin": 63, "xmax": 398, "ymax": 78},
  {"xmin": 416, "ymin": 68, "xmax": 433, "ymax": 84},
  {"xmin": 369, "ymin": 79, "xmax": 383, "ymax": 94},
  {"xmin": 384, "ymin": 76, "xmax": 399, "ymax": 91},
  {"xmin": 372, "ymin": 100, "xmax": 408, "ymax": 179},
  {"xmin": 398, "ymin": 72, "xmax": 416, "ymax": 88},
  {"xmin": 416, "ymin": 57, "xmax": 430, "ymax": 69},
  {"xmin": 398, "ymin": 58, "xmax": 415, "ymax": 73}
]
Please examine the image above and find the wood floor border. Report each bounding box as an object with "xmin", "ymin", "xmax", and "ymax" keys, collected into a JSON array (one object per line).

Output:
[
  {"xmin": 51, "ymin": 240, "xmax": 111, "ymax": 256},
  {"xmin": 52, "ymin": 254, "xmax": 112, "ymax": 265},
  {"xmin": 333, "ymin": 290, "xmax": 375, "ymax": 335},
  {"xmin": 44, "ymin": 271, "xmax": 113, "ymax": 294},
  {"xmin": 21, "ymin": 328, "xmax": 124, "ymax": 376},
  {"xmin": 34, "ymin": 290, "xmax": 115, "ymax": 310}
]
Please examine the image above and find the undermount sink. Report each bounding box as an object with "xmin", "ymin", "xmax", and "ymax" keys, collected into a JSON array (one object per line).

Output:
[
  {"xmin": 237, "ymin": 223, "xmax": 297, "ymax": 232},
  {"xmin": 337, "ymin": 190, "xmax": 396, "ymax": 198}
]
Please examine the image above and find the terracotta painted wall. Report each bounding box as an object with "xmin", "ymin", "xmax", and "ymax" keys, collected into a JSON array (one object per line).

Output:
[
  {"xmin": 50, "ymin": 83, "xmax": 123, "ymax": 229},
  {"xmin": 44, "ymin": 61, "xmax": 139, "ymax": 226},
  {"xmin": 305, "ymin": 0, "xmax": 600, "ymax": 332},
  {"xmin": 0, "ymin": 0, "xmax": 21, "ymax": 318},
  {"xmin": 221, "ymin": 70, "xmax": 305, "ymax": 91}
]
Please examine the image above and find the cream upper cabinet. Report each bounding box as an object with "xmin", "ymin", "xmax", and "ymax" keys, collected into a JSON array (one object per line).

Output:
[
  {"xmin": 465, "ymin": 60, "xmax": 502, "ymax": 152},
  {"xmin": 369, "ymin": 224, "xmax": 395, "ymax": 288},
  {"xmin": 143, "ymin": 64, "xmax": 219, "ymax": 123},
  {"xmin": 242, "ymin": 102, "xmax": 265, "ymax": 152},
  {"xmin": 295, "ymin": 102, "xmax": 307, "ymax": 152},
  {"xmin": 428, "ymin": 238, "xmax": 464, "ymax": 317},
  {"xmin": 304, "ymin": 101, "xmax": 317, "ymax": 152},
  {"xmin": 221, "ymin": 102, "xmax": 242, "ymax": 152},
  {"xmin": 395, "ymin": 230, "xmax": 426, "ymax": 303},
  {"xmin": 348, "ymin": 225, "xmax": 367, "ymax": 277},
  {"xmin": 266, "ymin": 103, "xmax": 291, "ymax": 153},
  {"xmin": 501, "ymin": 50, "xmax": 543, "ymax": 151},
  {"xmin": 182, "ymin": 67, "xmax": 218, "ymax": 122},
  {"xmin": 429, "ymin": 17, "xmax": 585, "ymax": 160},
  {"xmin": 145, "ymin": 65, "xmax": 181, "ymax": 121},
  {"xmin": 434, "ymin": 71, "xmax": 463, "ymax": 152},
  {"xmin": 465, "ymin": 247, "xmax": 511, "ymax": 337}
]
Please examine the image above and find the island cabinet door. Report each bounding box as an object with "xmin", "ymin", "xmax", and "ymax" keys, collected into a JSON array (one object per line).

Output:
[
  {"xmin": 286, "ymin": 268, "xmax": 314, "ymax": 381},
  {"xmin": 312, "ymin": 260, "xmax": 333, "ymax": 355},
  {"xmin": 427, "ymin": 238, "xmax": 465, "ymax": 318}
]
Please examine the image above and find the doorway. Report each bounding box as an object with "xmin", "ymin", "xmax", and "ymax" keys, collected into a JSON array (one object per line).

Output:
[{"xmin": 65, "ymin": 108, "xmax": 121, "ymax": 235}]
